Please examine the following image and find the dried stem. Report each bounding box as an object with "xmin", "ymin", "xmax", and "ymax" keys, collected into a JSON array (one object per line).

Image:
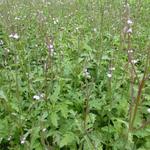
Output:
[{"xmin": 129, "ymin": 50, "xmax": 149, "ymax": 130}]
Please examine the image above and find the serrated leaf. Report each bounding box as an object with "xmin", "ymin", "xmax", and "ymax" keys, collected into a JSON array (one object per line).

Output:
[
  {"xmin": 59, "ymin": 103, "xmax": 68, "ymax": 118},
  {"xmin": 31, "ymin": 127, "xmax": 41, "ymax": 148},
  {"xmin": 89, "ymin": 99, "xmax": 102, "ymax": 110},
  {"xmin": 59, "ymin": 132, "xmax": 75, "ymax": 148},
  {"xmin": 50, "ymin": 112, "xmax": 59, "ymax": 127},
  {"xmin": 50, "ymin": 84, "xmax": 60, "ymax": 103},
  {"xmin": 112, "ymin": 117, "xmax": 128, "ymax": 128}
]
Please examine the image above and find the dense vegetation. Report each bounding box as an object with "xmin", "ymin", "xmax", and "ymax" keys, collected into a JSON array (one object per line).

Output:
[{"xmin": 0, "ymin": 0, "xmax": 150, "ymax": 149}]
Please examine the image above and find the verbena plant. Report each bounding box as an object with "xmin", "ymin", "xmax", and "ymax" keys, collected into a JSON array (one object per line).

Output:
[{"xmin": 0, "ymin": 0, "xmax": 150, "ymax": 149}]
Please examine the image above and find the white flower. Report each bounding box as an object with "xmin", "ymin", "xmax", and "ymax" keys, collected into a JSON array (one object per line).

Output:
[
  {"xmin": 53, "ymin": 18, "xmax": 59, "ymax": 24},
  {"xmin": 7, "ymin": 136, "xmax": 12, "ymax": 141},
  {"xmin": 21, "ymin": 139, "xmax": 25, "ymax": 144},
  {"xmin": 93, "ymin": 28, "xmax": 97, "ymax": 32},
  {"xmin": 4, "ymin": 48, "xmax": 10, "ymax": 53},
  {"xmin": 127, "ymin": 28, "xmax": 132, "ymax": 33},
  {"xmin": 48, "ymin": 44, "xmax": 53, "ymax": 49},
  {"xmin": 128, "ymin": 50, "xmax": 133, "ymax": 53},
  {"xmin": 33, "ymin": 93, "xmax": 45, "ymax": 100},
  {"xmin": 127, "ymin": 19, "xmax": 133, "ymax": 25},
  {"xmin": 109, "ymin": 67, "xmax": 115, "ymax": 71},
  {"xmin": 9, "ymin": 33, "xmax": 20, "ymax": 40},
  {"xmin": 33, "ymin": 95, "xmax": 40, "ymax": 100},
  {"xmin": 75, "ymin": 27, "xmax": 79, "ymax": 31},
  {"xmin": 40, "ymin": 93, "xmax": 45, "ymax": 98},
  {"xmin": 147, "ymin": 108, "xmax": 150, "ymax": 113},
  {"xmin": 56, "ymin": 18, "xmax": 59, "ymax": 23},
  {"xmin": 20, "ymin": 136, "xmax": 26, "ymax": 144},
  {"xmin": 83, "ymin": 68, "xmax": 91, "ymax": 79},
  {"xmin": 0, "ymin": 40, "xmax": 4, "ymax": 46},
  {"xmin": 42, "ymin": 128, "xmax": 46, "ymax": 132},
  {"xmin": 107, "ymin": 73, "xmax": 112, "ymax": 78},
  {"xmin": 131, "ymin": 59, "xmax": 138, "ymax": 64},
  {"xmin": 47, "ymin": 42, "xmax": 55, "ymax": 56},
  {"xmin": 54, "ymin": 20, "xmax": 57, "ymax": 24},
  {"xmin": 48, "ymin": 48, "xmax": 55, "ymax": 56},
  {"xmin": 15, "ymin": 17, "xmax": 20, "ymax": 20}
]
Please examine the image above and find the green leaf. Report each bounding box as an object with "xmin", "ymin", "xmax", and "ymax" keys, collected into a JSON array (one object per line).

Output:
[
  {"xmin": 30, "ymin": 127, "xmax": 41, "ymax": 148},
  {"xmin": 33, "ymin": 77, "xmax": 44, "ymax": 83},
  {"xmin": 59, "ymin": 132, "xmax": 75, "ymax": 148},
  {"xmin": 0, "ymin": 119, "xmax": 8, "ymax": 138},
  {"xmin": 102, "ymin": 55, "xmax": 109, "ymax": 60},
  {"xmin": 59, "ymin": 103, "xmax": 69, "ymax": 118},
  {"xmin": 83, "ymin": 43, "xmax": 92, "ymax": 51},
  {"xmin": 50, "ymin": 112, "xmax": 59, "ymax": 127},
  {"xmin": 0, "ymin": 90, "xmax": 7, "ymax": 101},
  {"xmin": 50, "ymin": 84, "xmax": 60, "ymax": 103}
]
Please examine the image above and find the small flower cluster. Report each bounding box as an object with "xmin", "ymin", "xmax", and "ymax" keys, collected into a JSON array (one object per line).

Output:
[
  {"xmin": 20, "ymin": 136, "xmax": 26, "ymax": 144},
  {"xmin": 107, "ymin": 67, "xmax": 115, "ymax": 78},
  {"xmin": 123, "ymin": 18, "xmax": 133, "ymax": 34},
  {"xmin": 123, "ymin": 3, "xmax": 133, "ymax": 35},
  {"xmin": 127, "ymin": 19, "xmax": 133, "ymax": 25},
  {"xmin": 126, "ymin": 16, "xmax": 133, "ymax": 34},
  {"xmin": 0, "ymin": 40, "xmax": 4, "ymax": 46},
  {"xmin": 46, "ymin": 37, "xmax": 55, "ymax": 56},
  {"xmin": 9, "ymin": 33, "xmax": 20, "ymax": 40},
  {"xmin": 107, "ymin": 73, "xmax": 112, "ymax": 78},
  {"xmin": 7, "ymin": 136, "xmax": 12, "ymax": 141},
  {"xmin": 33, "ymin": 93, "xmax": 45, "ymax": 100},
  {"xmin": 53, "ymin": 17, "xmax": 59, "ymax": 25},
  {"xmin": 131, "ymin": 59, "xmax": 138, "ymax": 64},
  {"xmin": 128, "ymin": 49, "xmax": 133, "ymax": 53},
  {"xmin": 83, "ymin": 68, "xmax": 91, "ymax": 79},
  {"xmin": 4, "ymin": 48, "xmax": 10, "ymax": 53}
]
